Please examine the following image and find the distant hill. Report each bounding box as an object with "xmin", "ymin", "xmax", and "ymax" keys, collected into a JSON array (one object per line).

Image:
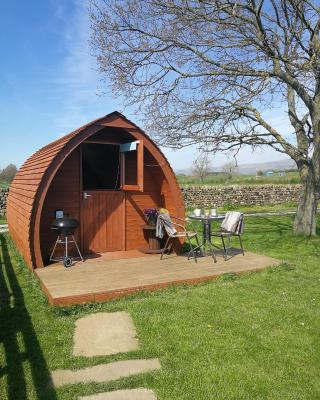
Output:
[
  {"xmin": 231, "ymin": 159, "xmax": 296, "ymax": 175},
  {"xmin": 176, "ymin": 158, "xmax": 296, "ymax": 176}
]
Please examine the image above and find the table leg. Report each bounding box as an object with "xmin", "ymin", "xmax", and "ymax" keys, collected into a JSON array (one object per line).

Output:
[{"xmin": 202, "ymin": 220, "xmax": 217, "ymax": 262}]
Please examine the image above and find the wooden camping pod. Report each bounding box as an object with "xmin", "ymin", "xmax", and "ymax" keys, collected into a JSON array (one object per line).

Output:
[{"xmin": 7, "ymin": 112, "xmax": 185, "ymax": 270}]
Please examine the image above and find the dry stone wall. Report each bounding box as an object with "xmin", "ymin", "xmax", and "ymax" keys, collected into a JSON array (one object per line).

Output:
[
  {"xmin": 0, "ymin": 189, "xmax": 8, "ymax": 217},
  {"xmin": 181, "ymin": 184, "xmax": 300, "ymax": 208},
  {"xmin": 0, "ymin": 185, "xmax": 301, "ymax": 218}
]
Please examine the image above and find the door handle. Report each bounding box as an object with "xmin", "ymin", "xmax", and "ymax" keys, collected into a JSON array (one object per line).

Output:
[{"xmin": 83, "ymin": 192, "xmax": 92, "ymax": 200}]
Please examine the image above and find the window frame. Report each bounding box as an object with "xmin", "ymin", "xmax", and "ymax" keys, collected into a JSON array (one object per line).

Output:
[{"xmin": 120, "ymin": 140, "xmax": 144, "ymax": 191}]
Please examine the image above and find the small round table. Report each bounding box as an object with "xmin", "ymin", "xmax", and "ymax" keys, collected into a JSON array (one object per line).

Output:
[
  {"xmin": 188, "ymin": 214, "xmax": 225, "ymax": 257},
  {"xmin": 139, "ymin": 224, "xmax": 164, "ymax": 254}
]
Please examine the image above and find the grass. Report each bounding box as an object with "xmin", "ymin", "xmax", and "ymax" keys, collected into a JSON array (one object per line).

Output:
[
  {"xmin": 1, "ymin": 214, "xmax": 320, "ymax": 399},
  {"xmin": 177, "ymin": 171, "xmax": 300, "ymax": 186},
  {"xmin": 0, "ymin": 180, "xmax": 9, "ymax": 189},
  {"xmin": 0, "ymin": 179, "xmax": 8, "ymax": 224},
  {"xmin": 188, "ymin": 202, "xmax": 298, "ymax": 214},
  {"xmin": 0, "ymin": 216, "xmax": 7, "ymax": 225}
]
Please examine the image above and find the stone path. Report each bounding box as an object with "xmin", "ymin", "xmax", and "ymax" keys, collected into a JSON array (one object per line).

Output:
[
  {"xmin": 50, "ymin": 311, "xmax": 160, "ymax": 398},
  {"xmin": 51, "ymin": 359, "xmax": 161, "ymax": 388},
  {"xmin": 73, "ymin": 312, "xmax": 139, "ymax": 357},
  {"xmin": 79, "ymin": 388, "xmax": 157, "ymax": 400}
]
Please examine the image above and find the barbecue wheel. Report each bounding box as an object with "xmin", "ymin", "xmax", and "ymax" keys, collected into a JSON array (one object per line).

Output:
[{"xmin": 63, "ymin": 257, "xmax": 73, "ymax": 268}]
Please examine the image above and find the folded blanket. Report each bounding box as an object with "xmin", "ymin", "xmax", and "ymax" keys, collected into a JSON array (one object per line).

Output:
[
  {"xmin": 221, "ymin": 211, "xmax": 244, "ymax": 234},
  {"xmin": 156, "ymin": 213, "xmax": 177, "ymax": 238}
]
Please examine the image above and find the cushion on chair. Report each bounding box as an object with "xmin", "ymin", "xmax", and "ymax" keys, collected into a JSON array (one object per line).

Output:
[
  {"xmin": 156, "ymin": 213, "xmax": 177, "ymax": 238},
  {"xmin": 220, "ymin": 212, "xmax": 244, "ymax": 234}
]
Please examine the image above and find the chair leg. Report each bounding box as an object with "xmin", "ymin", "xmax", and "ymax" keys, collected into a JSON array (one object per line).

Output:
[
  {"xmin": 225, "ymin": 235, "xmax": 232, "ymax": 261},
  {"xmin": 221, "ymin": 236, "xmax": 227, "ymax": 261},
  {"xmin": 195, "ymin": 234, "xmax": 202, "ymax": 256},
  {"xmin": 205, "ymin": 234, "xmax": 217, "ymax": 263},
  {"xmin": 207, "ymin": 240, "xmax": 217, "ymax": 263},
  {"xmin": 187, "ymin": 235, "xmax": 197, "ymax": 263},
  {"xmin": 160, "ymin": 236, "xmax": 171, "ymax": 260},
  {"xmin": 238, "ymin": 235, "xmax": 244, "ymax": 256}
]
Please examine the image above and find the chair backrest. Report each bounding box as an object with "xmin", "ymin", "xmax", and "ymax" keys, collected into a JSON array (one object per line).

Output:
[
  {"xmin": 156, "ymin": 213, "xmax": 177, "ymax": 238},
  {"xmin": 221, "ymin": 211, "xmax": 244, "ymax": 234}
]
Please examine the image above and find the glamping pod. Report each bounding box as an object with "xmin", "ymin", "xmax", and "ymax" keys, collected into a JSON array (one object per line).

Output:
[{"xmin": 7, "ymin": 112, "xmax": 184, "ymax": 270}]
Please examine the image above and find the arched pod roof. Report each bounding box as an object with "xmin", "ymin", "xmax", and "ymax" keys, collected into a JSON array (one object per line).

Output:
[{"xmin": 7, "ymin": 111, "xmax": 184, "ymax": 269}]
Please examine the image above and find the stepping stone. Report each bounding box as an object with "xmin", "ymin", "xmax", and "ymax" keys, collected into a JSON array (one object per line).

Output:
[
  {"xmin": 51, "ymin": 358, "xmax": 161, "ymax": 388},
  {"xmin": 73, "ymin": 312, "xmax": 139, "ymax": 357},
  {"xmin": 79, "ymin": 388, "xmax": 157, "ymax": 400}
]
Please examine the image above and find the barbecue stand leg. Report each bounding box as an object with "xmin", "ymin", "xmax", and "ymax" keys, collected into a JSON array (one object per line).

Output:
[
  {"xmin": 63, "ymin": 235, "xmax": 74, "ymax": 268},
  {"xmin": 50, "ymin": 235, "xmax": 60, "ymax": 261},
  {"xmin": 72, "ymin": 235, "xmax": 84, "ymax": 262}
]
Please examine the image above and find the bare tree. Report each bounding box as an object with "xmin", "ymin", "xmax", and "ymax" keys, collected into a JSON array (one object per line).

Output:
[
  {"xmin": 192, "ymin": 153, "xmax": 212, "ymax": 183},
  {"xmin": 90, "ymin": 0, "xmax": 320, "ymax": 235},
  {"xmin": 0, "ymin": 164, "xmax": 17, "ymax": 183},
  {"xmin": 222, "ymin": 162, "xmax": 237, "ymax": 181}
]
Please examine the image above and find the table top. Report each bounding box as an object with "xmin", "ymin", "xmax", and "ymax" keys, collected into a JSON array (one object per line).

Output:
[{"xmin": 188, "ymin": 213, "xmax": 225, "ymax": 221}]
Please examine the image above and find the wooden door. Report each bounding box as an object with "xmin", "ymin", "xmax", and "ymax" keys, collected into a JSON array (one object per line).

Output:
[{"xmin": 82, "ymin": 191, "xmax": 125, "ymax": 253}]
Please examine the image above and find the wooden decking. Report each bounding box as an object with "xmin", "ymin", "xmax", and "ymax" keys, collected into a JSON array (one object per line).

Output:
[{"xmin": 35, "ymin": 250, "xmax": 279, "ymax": 306}]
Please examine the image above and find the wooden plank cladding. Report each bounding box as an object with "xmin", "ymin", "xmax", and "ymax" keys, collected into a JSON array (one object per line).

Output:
[
  {"xmin": 40, "ymin": 149, "xmax": 80, "ymax": 264},
  {"xmin": 7, "ymin": 112, "xmax": 184, "ymax": 271}
]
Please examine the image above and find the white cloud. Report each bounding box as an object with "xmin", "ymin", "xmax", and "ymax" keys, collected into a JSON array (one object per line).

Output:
[{"xmin": 49, "ymin": 0, "xmax": 121, "ymax": 135}]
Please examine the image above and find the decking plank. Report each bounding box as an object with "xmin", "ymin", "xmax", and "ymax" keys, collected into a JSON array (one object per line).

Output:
[{"xmin": 35, "ymin": 250, "xmax": 279, "ymax": 306}]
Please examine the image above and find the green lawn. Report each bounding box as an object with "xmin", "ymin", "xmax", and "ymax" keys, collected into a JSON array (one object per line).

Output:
[
  {"xmin": 177, "ymin": 171, "xmax": 300, "ymax": 186},
  {"xmin": 1, "ymin": 214, "xmax": 320, "ymax": 399},
  {"xmin": 191, "ymin": 202, "xmax": 298, "ymax": 214},
  {"xmin": 0, "ymin": 180, "xmax": 9, "ymax": 189}
]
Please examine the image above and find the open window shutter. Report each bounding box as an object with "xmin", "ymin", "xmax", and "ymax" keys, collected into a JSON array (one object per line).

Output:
[{"xmin": 120, "ymin": 140, "xmax": 144, "ymax": 191}]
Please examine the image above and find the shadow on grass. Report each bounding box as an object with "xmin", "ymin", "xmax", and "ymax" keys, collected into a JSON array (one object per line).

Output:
[
  {"xmin": 0, "ymin": 235, "xmax": 57, "ymax": 400},
  {"xmin": 245, "ymin": 215, "xmax": 293, "ymax": 233}
]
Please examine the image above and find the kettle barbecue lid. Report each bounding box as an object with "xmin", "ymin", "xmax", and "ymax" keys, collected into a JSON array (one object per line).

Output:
[{"xmin": 51, "ymin": 217, "xmax": 79, "ymax": 228}]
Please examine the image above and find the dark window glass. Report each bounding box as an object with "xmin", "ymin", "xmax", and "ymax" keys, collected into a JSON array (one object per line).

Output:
[
  {"xmin": 123, "ymin": 149, "xmax": 137, "ymax": 185},
  {"xmin": 82, "ymin": 143, "xmax": 120, "ymax": 190}
]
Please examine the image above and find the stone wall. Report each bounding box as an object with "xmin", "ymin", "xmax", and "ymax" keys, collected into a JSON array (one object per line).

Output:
[
  {"xmin": 181, "ymin": 184, "xmax": 301, "ymax": 208},
  {"xmin": 0, "ymin": 189, "xmax": 8, "ymax": 217},
  {"xmin": 0, "ymin": 185, "xmax": 301, "ymax": 218}
]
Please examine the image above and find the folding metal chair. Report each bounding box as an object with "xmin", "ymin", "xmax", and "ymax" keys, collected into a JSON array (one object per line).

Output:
[
  {"xmin": 211, "ymin": 211, "xmax": 244, "ymax": 260},
  {"xmin": 158, "ymin": 215, "xmax": 201, "ymax": 263}
]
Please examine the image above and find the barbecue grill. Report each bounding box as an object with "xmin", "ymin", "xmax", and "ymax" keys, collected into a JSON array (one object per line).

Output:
[{"xmin": 50, "ymin": 217, "xmax": 84, "ymax": 267}]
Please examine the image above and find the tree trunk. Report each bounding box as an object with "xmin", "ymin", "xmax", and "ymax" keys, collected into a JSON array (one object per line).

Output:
[{"xmin": 293, "ymin": 165, "xmax": 318, "ymax": 236}]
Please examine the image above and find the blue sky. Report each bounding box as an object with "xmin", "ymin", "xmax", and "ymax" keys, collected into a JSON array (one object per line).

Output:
[{"xmin": 0, "ymin": 0, "xmax": 292, "ymax": 171}]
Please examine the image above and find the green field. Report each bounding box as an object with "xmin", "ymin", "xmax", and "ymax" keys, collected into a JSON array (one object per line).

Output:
[
  {"xmin": 0, "ymin": 180, "xmax": 9, "ymax": 189},
  {"xmin": 177, "ymin": 171, "xmax": 300, "ymax": 186},
  {"xmin": 202, "ymin": 202, "xmax": 298, "ymax": 213},
  {"xmin": 1, "ymin": 213, "xmax": 320, "ymax": 399},
  {"xmin": 0, "ymin": 180, "xmax": 8, "ymax": 223}
]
